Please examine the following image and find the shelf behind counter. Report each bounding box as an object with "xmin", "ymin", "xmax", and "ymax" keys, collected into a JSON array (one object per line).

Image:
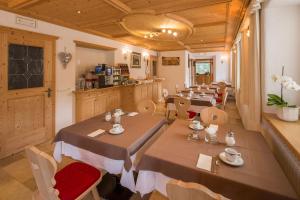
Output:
[{"xmin": 74, "ymin": 81, "xmax": 162, "ymax": 122}]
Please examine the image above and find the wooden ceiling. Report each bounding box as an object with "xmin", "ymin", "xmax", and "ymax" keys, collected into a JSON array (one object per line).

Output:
[{"xmin": 0, "ymin": 0, "xmax": 250, "ymax": 52}]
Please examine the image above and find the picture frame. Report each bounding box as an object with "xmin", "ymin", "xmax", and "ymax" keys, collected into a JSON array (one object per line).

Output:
[
  {"xmin": 162, "ymin": 56, "xmax": 180, "ymax": 66},
  {"xmin": 131, "ymin": 52, "xmax": 141, "ymax": 68}
]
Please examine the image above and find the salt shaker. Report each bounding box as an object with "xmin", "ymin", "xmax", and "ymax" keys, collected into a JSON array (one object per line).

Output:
[
  {"xmin": 114, "ymin": 112, "xmax": 121, "ymax": 124},
  {"xmin": 225, "ymin": 131, "xmax": 236, "ymax": 146},
  {"xmin": 105, "ymin": 112, "xmax": 112, "ymax": 122}
]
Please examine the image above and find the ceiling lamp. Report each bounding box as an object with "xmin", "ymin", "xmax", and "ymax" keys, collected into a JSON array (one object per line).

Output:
[
  {"xmin": 173, "ymin": 32, "xmax": 177, "ymax": 37},
  {"xmin": 162, "ymin": 29, "xmax": 166, "ymax": 33},
  {"xmin": 167, "ymin": 30, "xmax": 172, "ymax": 34}
]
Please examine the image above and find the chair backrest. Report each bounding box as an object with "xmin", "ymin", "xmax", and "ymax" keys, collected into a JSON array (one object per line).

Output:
[
  {"xmin": 137, "ymin": 99, "xmax": 156, "ymax": 114},
  {"xmin": 166, "ymin": 180, "xmax": 230, "ymax": 200},
  {"xmin": 174, "ymin": 97, "xmax": 191, "ymax": 119},
  {"xmin": 217, "ymin": 82, "xmax": 227, "ymax": 90},
  {"xmin": 26, "ymin": 146, "xmax": 59, "ymax": 200},
  {"xmin": 200, "ymin": 107, "xmax": 228, "ymax": 125},
  {"xmin": 162, "ymin": 88, "xmax": 169, "ymax": 99},
  {"xmin": 222, "ymin": 91, "xmax": 229, "ymax": 107}
]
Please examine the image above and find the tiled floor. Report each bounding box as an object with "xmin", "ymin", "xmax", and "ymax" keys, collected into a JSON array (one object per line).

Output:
[{"xmin": 0, "ymin": 100, "xmax": 242, "ymax": 200}]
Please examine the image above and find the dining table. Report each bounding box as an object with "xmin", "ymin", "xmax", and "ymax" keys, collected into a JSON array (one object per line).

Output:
[
  {"xmin": 135, "ymin": 119, "xmax": 298, "ymax": 200},
  {"xmin": 181, "ymin": 88, "xmax": 216, "ymax": 95},
  {"xmin": 53, "ymin": 112, "xmax": 167, "ymax": 192}
]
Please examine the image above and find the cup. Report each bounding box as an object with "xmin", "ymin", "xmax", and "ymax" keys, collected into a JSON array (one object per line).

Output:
[
  {"xmin": 113, "ymin": 124, "xmax": 122, "ymax": 132},
  {"xmin": 225, "ymin": 148, "xmax": 241, "ymax": 162}
]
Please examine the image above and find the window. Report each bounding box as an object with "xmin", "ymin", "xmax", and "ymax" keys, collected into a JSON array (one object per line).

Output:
[
  {"xmin": 195, "ymin": 62, "xmax": 211, "ymax": 75},
  {"xmin": 8, "ymin": 44, "xmax": 44, "ymax": 90}
]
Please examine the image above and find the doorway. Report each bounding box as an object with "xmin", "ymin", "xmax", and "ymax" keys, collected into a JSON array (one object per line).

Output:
[
  {"xmin": 0, "ymin": 26, "xmax": 57, "ymax": 158},
  {"xmin": 192, "ymin": 59, "xmax": 213, "ymax": 85}
]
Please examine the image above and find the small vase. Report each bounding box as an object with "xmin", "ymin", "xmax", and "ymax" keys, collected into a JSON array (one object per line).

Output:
[{"xmin": 276, "ymin": 107, "xmax": 299, "ymax": 122}]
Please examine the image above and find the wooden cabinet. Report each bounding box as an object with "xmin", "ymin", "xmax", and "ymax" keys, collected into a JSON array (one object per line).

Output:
[{"xmin": 75, "ymin": 82, "xmax": 162, "ymax": 122}]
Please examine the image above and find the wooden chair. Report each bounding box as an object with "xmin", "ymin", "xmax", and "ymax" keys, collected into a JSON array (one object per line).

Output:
[
  {"xmin": 166, "ymin": 180, "xmax": 230, "ymax": 200},
  {"xmin": 219, "ymin": 90, "xmax": 228, "ymax": 110},
  {"xmin": 137, "ymin": 99, "xmax": 156, "ymax": 114},
  {"xmin": 174, "ymin": 97, "xmax": 191, "ymax": 120},
  {"xmin": 200, "ymin": 107, "xmax": 228, "ymax": 125},
  {"xmin": 162, "ymin": 88, "xmax": 177, "ymax": 120},
  {"xmin": 26, "ymin": 146, "xmax": 102, "ymax": 200},
  {"xmin": 217, "ymin": 82, "xmax": 227, "ymax": 90}
]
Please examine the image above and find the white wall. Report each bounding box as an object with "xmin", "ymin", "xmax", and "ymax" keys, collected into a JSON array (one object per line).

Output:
[
  {"xmin": 76, "ymin": 47, "xmax": 114, "ymax": 79},
  {"xmin": 157, "ymin": 50, "xmax": 188, "ymax": 94},
  {"xmin": 189, "ymin": 52, "xmax": 230, "ymax": 82},
  {"xmin": 261, "ymin": 2, "xmax": 300, "ymax": 112},
  {"xmin": 0, "ymin": 10, "xmax": 156, "ymax": 132}
]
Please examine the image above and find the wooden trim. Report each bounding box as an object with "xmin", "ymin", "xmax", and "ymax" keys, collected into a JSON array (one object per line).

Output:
[
  {"xmin": 103, "ymin": 0, "xmax": 132, "ymax": 14},
  {"xmin": 74, "ymin": 40, "xmax": 117, "ymax": 51},
  {"xmin": 8, "ymin": 0, "xmax": 41, "ymax": 9},
  {"xmin": 193, "ymin": 21, "xmax": 226, "ymax": 28},
  {"xmin": 0, "ymin": 25, "xmax": 59, "ymax": 40}
]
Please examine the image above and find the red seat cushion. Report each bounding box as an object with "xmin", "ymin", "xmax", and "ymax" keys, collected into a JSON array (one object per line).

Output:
[
  {"xmin": 188, "ymin": 111, "xmax": 197, "ymax": 119},
  {"xmin": 54, "ymin": 162, "xmax": 101, "ymax": 200},
  {"xmin": 216, "ymin": 97, "xmax": 223, "ymax": 103}
]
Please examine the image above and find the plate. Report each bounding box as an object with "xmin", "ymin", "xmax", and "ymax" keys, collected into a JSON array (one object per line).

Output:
[
  {"xmin": 188, "ymin": 124, "xmax": 204, "ymax": 130},
  {"xmin": 219, "ymin": 152, "xmax": 244, "ymax": 166},
  {"xmin": 109, "ymin": 127, "xmax": 124, "ymax": 135}
]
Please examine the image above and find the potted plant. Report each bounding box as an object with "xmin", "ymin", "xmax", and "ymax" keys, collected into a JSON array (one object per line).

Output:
[{"xmin": 267, "ymin": 66, "xmax": 300, "ymax": 121}]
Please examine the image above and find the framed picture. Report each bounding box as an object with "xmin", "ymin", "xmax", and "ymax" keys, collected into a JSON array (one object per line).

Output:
[
  {"xmin": 131, "ymin": 52, "xmax": 141, "ymax": 68},
  {"xmin": 162, "ymin": 56, "xmax": 180, "ymax": 66}
]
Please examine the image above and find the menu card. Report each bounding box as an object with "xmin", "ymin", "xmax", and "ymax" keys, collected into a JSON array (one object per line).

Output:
[
  {"xmin": 196, "ymin": 153, "xmax": 212, "ymax": 172},
  {"xmin": 88, "ymin": 129, "xmax": 105, "ymax": 137}
]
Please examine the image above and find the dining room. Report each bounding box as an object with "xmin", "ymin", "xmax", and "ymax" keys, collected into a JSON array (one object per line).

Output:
[{"xmin": 0, "ymin": 0, "xmax": 299, "ymax": 200}]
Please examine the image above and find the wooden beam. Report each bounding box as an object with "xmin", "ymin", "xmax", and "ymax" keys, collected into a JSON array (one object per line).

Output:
[
  {"xmin": 74, "ymin": 40, "xmax": 116, "ymax": 51},
  {"xmin": 112, "ymin": 33, "xmax": 131, "ymax": 38},
  {"xmin": 103, "ymin": 0, "xmax": 131, "ymax": 14},
  {"xmin": 193, "ymin": 21, "xmax": 226, "ymax": 28},
  {"xmin": 8, "ymin": 0, "xmax": 41, "ymax": 9}
]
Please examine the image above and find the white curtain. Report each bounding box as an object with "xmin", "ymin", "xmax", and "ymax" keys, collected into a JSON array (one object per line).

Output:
[{"xmin": 232, "ymin": 0, "xmax": 263, "ymax": 131}]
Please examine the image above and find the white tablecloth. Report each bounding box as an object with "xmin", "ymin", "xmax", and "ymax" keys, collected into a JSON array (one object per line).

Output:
[
  {"xmin": 53, "ymin": 141, "xmax": 137, "ymax": 192},
  {"xmin": 136, "ymin": 170, "xmax": 173, "ymax": 197}
]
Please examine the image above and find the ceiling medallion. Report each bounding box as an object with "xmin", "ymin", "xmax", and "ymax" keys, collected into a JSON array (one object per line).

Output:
[{"xmin": 120, "ymin": 13, "xmax": 191, "ymax": 42}]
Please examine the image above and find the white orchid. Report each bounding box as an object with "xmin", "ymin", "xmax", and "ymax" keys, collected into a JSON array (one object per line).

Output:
[{"xmin": 272, "ymin": 74, "xmax": 300, "ymax": 91}]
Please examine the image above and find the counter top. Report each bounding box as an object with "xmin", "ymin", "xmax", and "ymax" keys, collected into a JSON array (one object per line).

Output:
[
  {"xmin": 263, "ymin": 113, "xmax": 300, "ymax": 159},
  {"xmin": 74, "ymin": 81, "xmax": 158, "ymax": 94}
]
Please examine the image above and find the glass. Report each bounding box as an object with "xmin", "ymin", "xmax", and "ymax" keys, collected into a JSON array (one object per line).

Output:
[
  {"xmin": 205, "ymin": 131, "xmax": 218, "ymax": 144},
  {"xmin": 187, "ymin": 130, "xmax": 201, "ymax": 141},
  {"xmin": 114, "ymin": 112, "xmax": 121, "ymax": 124},
  {"xmin": 8, "ymin": 44, "xmax": 44, "ymax": 90}
]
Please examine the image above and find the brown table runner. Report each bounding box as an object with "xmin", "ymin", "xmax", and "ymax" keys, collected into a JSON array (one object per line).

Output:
[
  {"xmin": 54, "ymin": 113, "xmax": 166, "ymax": 171},
  {"xmin": 137, "ymin": 120, "xmax": 297, "ymax": 200},
  {"xmin": 166, "ymin": 95, "xmax": 214, "ymax": 107}
]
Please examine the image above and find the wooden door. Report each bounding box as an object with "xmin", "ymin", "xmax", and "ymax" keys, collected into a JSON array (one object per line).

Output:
[{"xmin": 0, "ymin": 27, "xmax": 56, "ymax": 158}]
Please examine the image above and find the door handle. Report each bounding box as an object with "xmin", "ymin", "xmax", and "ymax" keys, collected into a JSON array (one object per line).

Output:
[{"xmin": 46, "ymin": 88, "xmax": 52, "ymax": 97}]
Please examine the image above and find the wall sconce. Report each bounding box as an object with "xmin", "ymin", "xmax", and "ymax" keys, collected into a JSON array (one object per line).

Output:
[
  {"xmin": 58, "ymin": 47, "xmax": 72, "ymax": 68},
  {"xmin": 221, "ymin": 55, "xmax": 228, "ymax": 64},
  {"xmin": 246, "ymin": 26, "xmax": 250, "ymax": 37},
  {"xmin": 142, "ymin": 52, "xmax": 149, "ymax": 62},
  {"xmin": 122, "ymin": 48, "xmax": 132, "ymax": 60}
]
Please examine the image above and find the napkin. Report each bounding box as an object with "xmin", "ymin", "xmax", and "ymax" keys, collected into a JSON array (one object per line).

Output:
[
  {"xmin": 88, "ymin": 129, "xmax": 105, "ymax": 137},
  {"xmin": 128, "ymin": 112, "xmax": 139, "ymax": 117},
  {"xmin": 196, "ymin": 154, "xmax": 212, "ymax": 171}
]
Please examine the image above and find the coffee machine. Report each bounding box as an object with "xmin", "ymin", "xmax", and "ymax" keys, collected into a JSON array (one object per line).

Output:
[{"xmin": 96, "ymin": 64, "xmax": 113, "ymax": 88}]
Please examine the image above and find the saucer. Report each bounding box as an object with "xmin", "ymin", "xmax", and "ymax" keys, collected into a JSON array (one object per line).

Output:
[
  {"xmin": 219, "ymin": 152, "xmax": 244, "ymax": 167},
  {"xmin": 109, "ymin": 127, "xmax": 124, "ymax": 135},
  {"xmin": 188, "ymin": 124, "xmax": 204, "ymax": 130}
]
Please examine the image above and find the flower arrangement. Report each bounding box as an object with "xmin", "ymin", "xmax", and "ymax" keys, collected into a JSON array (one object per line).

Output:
[
  {"xmin": 267, "ymin": 66, "xmax": 300, "ymax": 121},
  {"xmin": 267, "ymin": 67, "xmax": 300, "ymax": 108}
]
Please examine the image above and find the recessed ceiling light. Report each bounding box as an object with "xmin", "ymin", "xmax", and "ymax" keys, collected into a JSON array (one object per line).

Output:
[
  {"xmin": 144, "ymin": 35, "xmax": 148, "ymax": 38},
  {"xmin": 162, "ymin": 29, "xmax": 166, "ymax": 33},
  {"xmin": 150, "ymin": 34, "xmax": 154, "ymax": 38},
  {"xmin": 173, "ymin": 32, "xmax": 177, "ymax": 37},
  {"xmin": 77, "ymin": 10, "xmax": 81, "ymax": 14},
  {"xmin": 167, "ymin": 30, "xmax": 172, "ymax": 34}
]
